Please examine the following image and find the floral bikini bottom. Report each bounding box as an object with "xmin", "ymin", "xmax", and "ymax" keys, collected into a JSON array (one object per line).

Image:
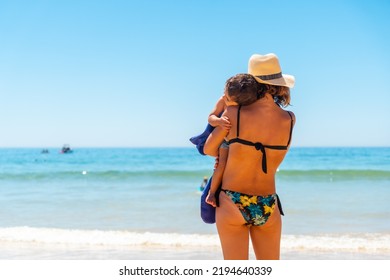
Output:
[{"xmin": 222, "ymin": 190, "xmax": 284, "ymax": 226}]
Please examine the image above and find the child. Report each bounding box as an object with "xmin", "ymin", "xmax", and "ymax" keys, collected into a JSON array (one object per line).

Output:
[
  {"xmin": 191, "ymin": 74, "xmax": 261, "ymax": 209},
  {"xmin": 207, "ymin": 94, "xmax": 232, "ymax": 131},
  {"xmin": 190, "ymin": 92, "xmax": 237, "ymax": 207},
  {"xmin": 189, "ymin": 94, "xmax": 232, "ymax": 155}
]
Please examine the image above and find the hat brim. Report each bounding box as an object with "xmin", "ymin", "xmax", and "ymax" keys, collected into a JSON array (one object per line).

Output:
[{"xmin": 253, "ymin": 74, "xmax": 295, "ymax": 88}]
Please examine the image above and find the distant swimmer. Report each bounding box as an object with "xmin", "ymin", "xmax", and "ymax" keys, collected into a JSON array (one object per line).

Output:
[{"xmin": 199, "ymin": 176, "xmax": 208, "ymax": 192}]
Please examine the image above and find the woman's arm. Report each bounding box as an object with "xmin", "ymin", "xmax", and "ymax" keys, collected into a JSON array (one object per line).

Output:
[{"xmin": 203, "ymin": 126, "xmax": 227, "ymax": 157}]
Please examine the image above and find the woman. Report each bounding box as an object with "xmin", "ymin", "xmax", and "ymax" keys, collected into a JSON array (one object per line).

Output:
[{"xmin": 204, "ymin": 53, "xmax": 295, "ymax": 260}]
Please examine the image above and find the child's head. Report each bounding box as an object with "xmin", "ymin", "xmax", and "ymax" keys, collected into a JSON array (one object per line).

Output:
[
  {"xmin": 222, "ymin": 93, "xmax": 237, "ymax": 106},
  {"xmin": 224, "ymin": 73, "xmax": 259, "ymax": 106}
]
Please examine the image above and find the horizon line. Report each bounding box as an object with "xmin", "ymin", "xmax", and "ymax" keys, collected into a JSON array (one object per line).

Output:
[{"xmin": 0, "ymin": 146, "xmax": 389, "ymax": 149}]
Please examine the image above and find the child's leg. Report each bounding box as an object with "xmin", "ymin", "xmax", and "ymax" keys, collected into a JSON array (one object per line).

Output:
[{"xmin": 206, "ymin": 146, "xmax": 228, "ymax": 207}]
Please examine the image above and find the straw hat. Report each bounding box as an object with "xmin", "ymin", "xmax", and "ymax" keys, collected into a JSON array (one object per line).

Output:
[{"xmin": 248, "ymin": 53, "xmax": 295, "ymax": 88}]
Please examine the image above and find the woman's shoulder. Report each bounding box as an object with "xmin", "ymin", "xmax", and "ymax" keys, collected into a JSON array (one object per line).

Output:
[
  {"xmin": 285, "ymin": 110, "xmax": 296, "ymax": 125},
  {"xmin": 268, "ymin": 106, "xmax": 296, "ymax": 128}
]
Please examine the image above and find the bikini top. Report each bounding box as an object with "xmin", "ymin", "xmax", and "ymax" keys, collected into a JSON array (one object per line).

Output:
[{"xmin": 227, "ymin": 106, "xmax": 294, "ymax": 174}]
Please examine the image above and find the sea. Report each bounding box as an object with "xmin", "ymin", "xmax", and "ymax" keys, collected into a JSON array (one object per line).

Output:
[{"xmin": 0, "ymin": 147, "xmax": 389, "ymax": 260}]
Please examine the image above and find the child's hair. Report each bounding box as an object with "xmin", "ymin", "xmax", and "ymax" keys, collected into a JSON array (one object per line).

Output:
[
  {"xmin": 224, "ymin": 73, "xmax": 259, "ymax": 106},
  {"xmin": 226, "ymin": 73, "xmax": 291, "ymax": 107}
]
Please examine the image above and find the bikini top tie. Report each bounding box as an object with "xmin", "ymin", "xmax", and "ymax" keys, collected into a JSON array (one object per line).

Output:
[{"xmin": 228, "ymin": 106, "xmax": 294, "ymax": 174}]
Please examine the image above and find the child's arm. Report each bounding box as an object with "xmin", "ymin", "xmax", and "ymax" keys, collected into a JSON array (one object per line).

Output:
[
  {"xmin": 208, "ymin": 96, "xmax": 231, "ymax": 130},
  {"xmin": 206, "ymin": 145, "xmax": 228, "ymax": 207}
]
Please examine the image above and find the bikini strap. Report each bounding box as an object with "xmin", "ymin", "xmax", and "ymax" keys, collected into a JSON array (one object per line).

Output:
[
  {"xmin": 286, "ymin": 111, "xmax": 294, "ymax": 146},
  {"xmin": 276, "ymin": 194, "xmax": 285, "ymax": 216},
  {"xmin": 236, "ymin": 105, "xmax": 242, "ymax": 137}
]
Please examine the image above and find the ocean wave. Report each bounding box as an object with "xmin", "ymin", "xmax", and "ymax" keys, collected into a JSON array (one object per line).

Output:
[
  {"xmin": 281, "ymin": 233, "xmax": 390, "ymax": 252},
  {"xmin": 278, "ymin": 169, "xmax": 390, "ymax": 181},
  {"xmin": 0, "ymin": 227, "xmax": 218, "ymax": 247},
  {"xmin": 1, "ymin": 227, "xmax": 389, "ymax": 253},
  {"xmin": 0, "ymin": 169, "xmax": 389, "ymax": 181},
  {"xmin": 0, "ymin": 170, "xmax": 210, "ymax": 181}
]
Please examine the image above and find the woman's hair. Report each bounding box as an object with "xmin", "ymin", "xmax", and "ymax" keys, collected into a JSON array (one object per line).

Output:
[
  {"xmin": 225, "ymin": 74, "xmax": 291, "ymax": 107},
  {"xmin": 225, "ymin": 74, "xmax": 259, "ymax": 106},
  {"xmin": 257, "ymin": 83, "xmax": 291, "ymax": 107}
]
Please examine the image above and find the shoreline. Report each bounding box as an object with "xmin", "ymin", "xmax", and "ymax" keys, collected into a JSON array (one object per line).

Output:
[
  {"xmin": 1, "ymin": 241, "xmax": 388, "ymax": 260},
  {"xmin": 1, "ymin": 229, "xmax": 389, "ymax": 260}
]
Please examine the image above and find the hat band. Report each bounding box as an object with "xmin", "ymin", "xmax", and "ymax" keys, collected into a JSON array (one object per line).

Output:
[{"xmin": 256, "ymin": 72, "xmax": 282, "ymax": 81}]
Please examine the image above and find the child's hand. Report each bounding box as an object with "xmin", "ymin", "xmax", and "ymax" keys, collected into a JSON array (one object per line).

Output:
[
  {"xmin": 206, "ymin": 192, "xmax": 217, "ymax": 207},
  {"xmin": 218, "ymin": 116, "xmax": 231, "ymax": 131}
]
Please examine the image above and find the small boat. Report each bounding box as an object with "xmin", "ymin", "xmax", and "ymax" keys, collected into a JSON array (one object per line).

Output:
[{"xmin": 60, "ymin": 144, "xmax": 73, "ymax": 154}]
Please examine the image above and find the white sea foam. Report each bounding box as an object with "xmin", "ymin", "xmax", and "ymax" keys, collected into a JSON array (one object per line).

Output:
[
  {"xmin": 0, "ymin": 227, "xmax": 219, "ymax": 248},
  {"xmin": 282, "ymin": 233, "xmax": 390, "ymax": 253},
  {"xmin": 0, "ymin": 227, "xmax": 389, "ymax": 254}
]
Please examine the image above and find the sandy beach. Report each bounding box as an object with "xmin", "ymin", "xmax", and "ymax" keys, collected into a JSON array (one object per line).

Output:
[
  {"xmin": 1, "ymin": 229, "xmax": 389, "ymax": 260},
  {"xmin": 1, "ymin": 242, "xmax": 388, "ymax": 260}
]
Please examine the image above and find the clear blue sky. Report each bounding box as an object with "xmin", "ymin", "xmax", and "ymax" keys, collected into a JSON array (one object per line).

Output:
[{"xmin": 0, "ymin": 0, "xmax": 389, "ymax": 147}]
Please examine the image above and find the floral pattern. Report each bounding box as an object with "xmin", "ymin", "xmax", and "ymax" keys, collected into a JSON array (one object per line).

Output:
[{"xmin": 224, "ymin": 190, "xmax": 277, "ymax": 226}]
